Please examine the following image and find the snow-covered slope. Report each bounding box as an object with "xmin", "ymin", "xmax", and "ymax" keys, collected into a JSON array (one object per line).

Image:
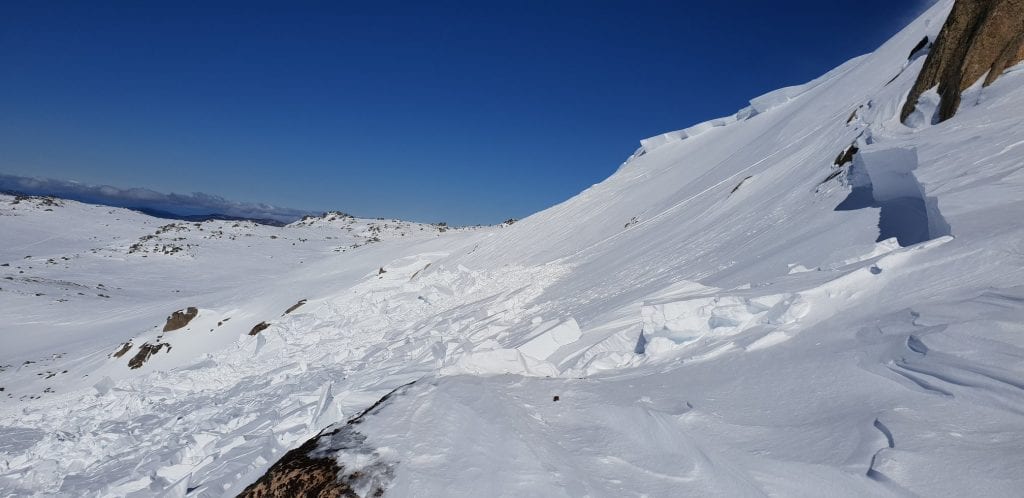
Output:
[{"xmin": 3, "ymin": 1, "xmax": 1024, "ymax": 496}]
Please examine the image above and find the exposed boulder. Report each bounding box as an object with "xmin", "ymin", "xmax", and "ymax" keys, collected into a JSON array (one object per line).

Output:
[
  {"xmin": 239, "ymin": 383, "xmax": 412, "ymax": 497},
  {"xmin": 834, "ymin": 143, "xmax": 860, "ymax": 167},
  {"xmin": 111, "ymin": 342, "xmax": 133, "ymax": 358},
  {"xmin": 127, "ymin": 342, "xmax": 169, "ymax": 369},
  {"xmin": 162, "ymin": 307, "xmax": 198, "ymax": 332},
  {"xmin": 902, "ymin": 0, "xmax": 1024, "ymax": 123},
  {"xmin": 249, "ymin": 321, "xmax": 271, "ymax": 336},
  {"xmin": 237, "ymin": 430, "xmax": 351, "ymax": 498}
]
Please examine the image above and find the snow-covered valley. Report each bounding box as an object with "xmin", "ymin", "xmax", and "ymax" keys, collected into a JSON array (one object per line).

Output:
[{"xmin": 3, "ymin": 1, "xmax": 1024, "ymax": 496}]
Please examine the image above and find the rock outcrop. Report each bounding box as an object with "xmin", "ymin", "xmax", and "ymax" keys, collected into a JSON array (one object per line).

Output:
[
  {"xmin": 162, "ymin": 307, "xmax": 198, "ymax": 332},
  {"xmin": 238, "ymin": 383, "xmax": 412, "ymax": 497},
  {"xmin": 111, "ymin": 341, "xmax": 133, "ymax": 358},
  {"xmin": 127, "ymin": 342, "xmax": 169, "ymax": 369},
  {"xmin": 249, "ymin": 321, "xmax": 270, "ymax": 336},
  {"xmin": 236, "ymin": 429, "xmax": 351, "ymax": 498},
  {"xmin": 901, "ymin": 0, "xmax": 1024, "ymax": 123}
]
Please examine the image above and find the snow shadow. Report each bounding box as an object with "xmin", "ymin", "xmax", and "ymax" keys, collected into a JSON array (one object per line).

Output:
[{"xmin": 836, "ymin": 147, "xmax": 950, "ymax": 246}]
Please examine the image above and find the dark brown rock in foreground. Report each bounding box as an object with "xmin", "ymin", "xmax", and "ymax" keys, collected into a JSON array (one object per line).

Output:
[
  {"xmin": 238, "ymin": 383, "xmax": 412, "ymax": 497},
  {"xmin": 902, "ymin": 0, "xmax": 1024, "ymax": 123},
  {"xmin": 237, "ymin": 427, "xmax": 353, "ymax": 498}
]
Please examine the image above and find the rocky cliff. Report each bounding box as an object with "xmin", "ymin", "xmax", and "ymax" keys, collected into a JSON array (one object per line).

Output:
[{"xmin": 902, "ymin": 0, "xmax": 1024, "ymax": 123}]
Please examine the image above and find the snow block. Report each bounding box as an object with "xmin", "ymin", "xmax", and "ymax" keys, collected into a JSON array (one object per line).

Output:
[
  {"xmin": 858, "ymin": 147, "xmax": 923, "ymax": 202},
  {"xmin": 683, "ymin": 117, "xmax": 732, "ymax": 137},
  {"xmin": 749, "ymin": 85, "xmax": 808, "ymax": 114},
  {"xmin": 639, "ymin": 130, "xmax": 688, "ymax": 152},
  {"xmin": 837, "ymin": 146, "xmax": 951, "ymax": 246},
  {"xmin": 637, "ymin": 116, "xmax": 738, "ymax": 155},
  {"xmin": 443, "ymin": 348, "xmax": 560, "ymax": 377},
  {"xmin": 640, "ymin": 292, "xmax": 796, "ymax": 352},
  {"xmin": 516, "ymin": 318, "xmax": 582, "ymax": 361}
]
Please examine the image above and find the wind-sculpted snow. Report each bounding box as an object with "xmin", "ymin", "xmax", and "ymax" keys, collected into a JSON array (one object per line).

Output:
[
  {"xmin": 836, "ymin": 146, "xmax": 951, "ymax": 246},
  {"xmin": 3, "ymin": 0, "xmax": 1024, "ymax": 495},
  {"xmin": 0, "ymin": 238, "xmax": 572, "ymax": 495},
  {"xmin": 634, "ymin": 52, "xmax": 867, "ymax": 158}
]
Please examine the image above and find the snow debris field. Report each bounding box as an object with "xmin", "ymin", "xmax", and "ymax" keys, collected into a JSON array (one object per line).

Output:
[{"xmin": 2, "ymin": 1, "xmax": 1024, "ymax": 496}]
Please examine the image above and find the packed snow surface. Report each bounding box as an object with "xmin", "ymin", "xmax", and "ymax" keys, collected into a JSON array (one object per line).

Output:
[{"xmin": 2, "ymin": 1, "xmax": 1024, "ymax": 496}]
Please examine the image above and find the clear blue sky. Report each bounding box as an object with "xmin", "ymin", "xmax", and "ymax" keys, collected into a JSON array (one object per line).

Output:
[{"xmin": 1, "ymin": 1, "xmax": 930, "ymax": 224}]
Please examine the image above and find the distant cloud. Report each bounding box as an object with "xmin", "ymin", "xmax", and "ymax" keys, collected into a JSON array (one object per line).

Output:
[{"xmin": 0, "ymin": 173, "xmax": 313, "ymax": 223}]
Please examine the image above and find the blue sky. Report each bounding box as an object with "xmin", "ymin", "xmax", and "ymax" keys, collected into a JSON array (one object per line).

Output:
[{"xmin": 1, "ymin": 1, "xmax": 931, "ymax": 224}]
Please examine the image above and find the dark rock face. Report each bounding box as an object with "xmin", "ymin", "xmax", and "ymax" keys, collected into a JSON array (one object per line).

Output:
[
  {"xmin": 909, "ymin": 36, "xmax": 931, "ymax": 60},
  {"xmin": 236, "ymin": 430, "xmax": 352, "ymax": 498},
  {"xmin": 128, "ymin": 342, "xmax": 169, "ymax": 369},
  {"xmin": 249, "ymin": 321, "xmax": 271, "ymax": 336},
  {"xmin": 238, "ymin": 383, "xmax": 412, "ymax": 498},
  {"xmin": 834, "ymin": 143, "xmax": 859, "ymax": 167},
  {"xmin": 163, "ymin": 307, "xmax": 199, "ymax": 332},
  {"xmin": 902, "ymin": 0, "xmax": 1024, "ymax": 123},
  {"xmin": 111, "ymin": 342, "xmax": 133, "ymax": 358}
]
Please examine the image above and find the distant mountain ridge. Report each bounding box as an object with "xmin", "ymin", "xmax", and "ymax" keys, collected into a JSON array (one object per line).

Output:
[
  {"xmin": 126, "ymin": 206, "xmax": 289, "ymax": 227},
  {"xmin": 0, "ymin": 173, "xmax": 312, "ymax": 224},
  {"xmin": 0, "ymin": 189, "xmax": 292, "ymax": 227}
]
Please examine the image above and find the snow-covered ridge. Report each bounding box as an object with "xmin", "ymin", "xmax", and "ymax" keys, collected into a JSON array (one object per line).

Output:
[
  {"xmin": 0, "ymin": 194, "xmax": 484, "ymax": 377},
  {"xmin": 635, "ymin": 53, "xmax": 869, "ymax": 157},
  {"xmin": 4, "ymin": 0, "xmax": 1024, "ymax": 495}
]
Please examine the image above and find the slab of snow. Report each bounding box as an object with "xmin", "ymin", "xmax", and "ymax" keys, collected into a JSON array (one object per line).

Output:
[{"xmin": 515, "ymin": 318, "xmax": 582, "ymax": 361}]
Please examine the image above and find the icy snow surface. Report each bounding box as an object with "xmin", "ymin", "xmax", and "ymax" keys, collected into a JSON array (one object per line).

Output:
[{"xmin": 3, "ymin": 1, "xmax": 1024, "ymax": 496}]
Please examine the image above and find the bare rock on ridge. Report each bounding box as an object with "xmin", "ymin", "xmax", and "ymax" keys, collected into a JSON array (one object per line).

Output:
[
  {"xmin": 163, "ymin": 307, "xmax": 199, "ymax": 332},
  {"xmin": 238, "ymin": 383, "xmax": 413, "ymax": 497},
  {"xmin": 901, "ymin": 0, "xmax": 1024, "ymax": 123}
]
